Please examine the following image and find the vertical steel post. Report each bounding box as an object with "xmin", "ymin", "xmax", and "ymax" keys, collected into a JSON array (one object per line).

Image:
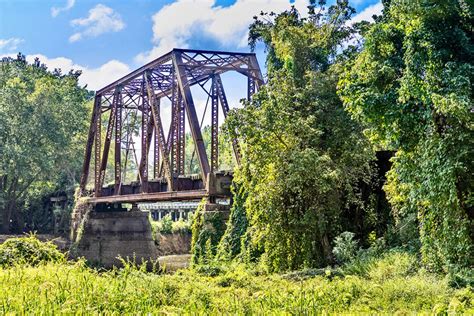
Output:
[
  {"xmin": 114, "ymin": 87, "xmax": 122, "ymax": 194},
  {"xmin": 98, "ymin": 92, "xmax": 118, "ymax": 192},
  {"xmin": 94, "ymin": 98, "xmax": 103, "ymax": 197},
  {"xmin": 247, "ymin": 77, "xmax": 256, "ymax": 101},
  {"xmin": 210, "ymin": 75, "xmax": 219, "ymax": 172},
  {"xmin": 153, "ymin": 98, "xmax": 160, "ymax": 179},
  {"xmin": 177, "ymin": 96, "xmax": 186, "ymax": 175},
  {"xmin": 145, "ymin": 72, "xmax": 174, "ymax": 190},
  {"xmin": 171, "ymin": 86, "xmax": 180, "ymax": 175},
  {"xmin": 216, "ymin": 75, "xmax": 241, "ymax": 164},
  {"xmin": 172, "ymin": 51, "xmax": 210, "ymax": 181},
  {"xmin": 80, "ymin": 94, "xmax": 101, "ymax": 193},
  {"xmin": 248, "ymin": 55, "xmax": 264, "ymax": 90},
  {"xmin": 140, "ymin": 77, "xmax": 150, "ymax": 192},
  {"xmin": 138, "ymin": 100, "xmax": 156, "ymax": 180}
]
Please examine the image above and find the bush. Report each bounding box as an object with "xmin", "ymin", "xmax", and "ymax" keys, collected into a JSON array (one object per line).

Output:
[
  {"xmin": 0, "ymin": 235, "xmax": 65, "ymax": 267},
  {"xmin": 160, "ymin": 214, "xmax": 173, "ymax": 234},
  {"xmin": 191, "ymin": 200, "xmax": 227, "ymax": 265},
  {"xmin": 171, "ymin": 219, "xmax": 190, "ymax": 234},
  {"xmin": 150, "ymin": 215, "xmax": 192, "ymax": 236},
  {"xmin": 332, "ymin": 232, "xmax": 358, "ymax": 264},
  {"xmin": 367, "ymin": 252, "xmax": 418, "ymax": 282}
]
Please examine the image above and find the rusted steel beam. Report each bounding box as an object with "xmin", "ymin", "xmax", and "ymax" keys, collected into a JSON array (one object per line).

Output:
[
  {"xmin": 177, "ymin": 95, "xmax": 186, "ymax": 175},
  {"xmin": 248, "ymin": 55, "xmax": 264, "ymax": 87},
  {"xmin": 94, "ymin": 97, "xmax": 102, "ymax": 196},
  {"xmin": 171, "ymin": 79, "xmax": 180, "ymax": 175},
  {"xmin": 173, "ymin": 51, "xmax": 210, "ymax": 181},
  {"xmin": 98, "ymin": 89, "xmax": 119, "ymax": 192},
  {"xmin": 140, "ymin": 103, "xmax": 156, "ymax": 178},
  {"xmin": 153, "ymin": 100, "xmax": 160, "ymax": 179},
  {"xmin": 215, "ymin": 75, "xmax": 241, "ymax": 165},
  {"xmin": 211, "ymin": 75, "xmax": 219, "ymax": 172},
  {"xmin": 87, "ymin": 189, "xmax": 208, "ymax": 204},
  {"xmin": 96, "ymin": 49, "xmax": 254, "ymax": 96},
  {"xmin": 140, "ymin": 78, "xmax": 150, "ymax": 192},
  {"xmin": 247, "ymin": 77, "xmax": 256, "ymax": 101},
  {"xmin": 97, "ymin": 53, "xmax": 173, "ymax": 95},
  {"xmin": 80, "ymin": 95, "xmax": 101, "ymax": 193},
  {"xmin": 114, "ymin": 88, "xmax": 122, "ymax": 194},
  {"xmin": 145, "ymin": 72, "xmax": 174, "ymax": 190}
]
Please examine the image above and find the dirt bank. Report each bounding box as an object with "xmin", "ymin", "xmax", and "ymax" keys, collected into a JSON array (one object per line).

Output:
[{"xmin": 155, "ymin": 232, "xmax": 192, "ymax": 256}]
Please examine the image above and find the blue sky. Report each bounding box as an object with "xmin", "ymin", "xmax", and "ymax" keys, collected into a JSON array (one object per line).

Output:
[{"xmin": 0, "ymin": 0, "xmax": 382, "ymax": 91}]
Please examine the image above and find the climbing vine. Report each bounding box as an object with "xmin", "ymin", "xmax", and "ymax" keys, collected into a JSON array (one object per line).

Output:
[
  {"xmin": 339, "ymin": 0, "xmax": 473, "ymax": 271},
  {"xmin": 224, "ymin": 2, "xmax": 378, "ymax": 271}
]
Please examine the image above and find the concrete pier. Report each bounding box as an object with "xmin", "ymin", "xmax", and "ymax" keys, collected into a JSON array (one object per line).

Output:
[{"xmin": 74, "ymin": 210, "xmax": 158, "ymax": 268}]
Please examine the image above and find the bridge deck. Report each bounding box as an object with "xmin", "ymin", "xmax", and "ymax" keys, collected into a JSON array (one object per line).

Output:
[
  {"xmin": 87, "ymin": 189, "xmax": 208, "ymax": 204},
  {"xmin": 87, "ymin": 172, "xmax": 233, "ymax": 205}
]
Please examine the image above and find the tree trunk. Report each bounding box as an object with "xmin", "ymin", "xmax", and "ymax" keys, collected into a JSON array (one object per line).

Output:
[{"xmin": 1, "ymin": 202, "xmax": 13, "ymax": 234}]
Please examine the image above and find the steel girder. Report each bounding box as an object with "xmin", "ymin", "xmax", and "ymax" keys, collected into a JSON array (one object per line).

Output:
[{"xmin": 79, "ymin": 49, "xmax": 263, "ymax": 198}]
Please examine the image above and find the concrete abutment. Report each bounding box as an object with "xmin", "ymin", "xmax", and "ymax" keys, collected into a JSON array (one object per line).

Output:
[{"xmin": 73, "ymin": 208, "xmax": 158, "ymax": 268}]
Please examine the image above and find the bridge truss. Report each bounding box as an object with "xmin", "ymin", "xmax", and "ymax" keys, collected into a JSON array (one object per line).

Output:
[{"xmin": 79, "ymin": 49, "xmax": 263, "ymax": 205}]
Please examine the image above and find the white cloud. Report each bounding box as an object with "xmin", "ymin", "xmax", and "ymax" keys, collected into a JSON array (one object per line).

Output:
[
  {"xmin": 0, "ymin": 54, "xmax": 131, "ymax": 91},
  {"xmin": 51, "ymin": 0, "xmax": 75, "ymax": 17},
  {"xmin": 69, "ymin": 33, "xmax": 82, "ymax": 43},
  {"xmin": 350, "ymin": 1, "xmax": 383, "ymax": 24},
  {"xmin": 0, "ymin": 38, "xmax": 24, "ymax": 52},
  {"xmin": 69, "ymin": 4, "xmax": 125, "ymax": 42},
  {"xmin": 135, "ymin": 0, "xmax": 310, "ymax": 64}
]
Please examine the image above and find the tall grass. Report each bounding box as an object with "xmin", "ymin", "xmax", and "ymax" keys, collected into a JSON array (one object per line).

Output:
[{"xmin": 0, "ymin": 252, "xmax": 472, "ymax": 314}]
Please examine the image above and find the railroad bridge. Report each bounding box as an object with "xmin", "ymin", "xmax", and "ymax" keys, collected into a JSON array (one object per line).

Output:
[
  {"xmin": 74, "ymin": 49, "xmax": 263, "ymax": 266},
  {"xmin": 79, "ymin": 49, "xmax": 263, "ymax": 207}
]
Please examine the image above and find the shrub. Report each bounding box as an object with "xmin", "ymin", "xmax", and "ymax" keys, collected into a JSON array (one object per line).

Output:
[
  {"xmin": 160, "ymin": 214, "xmax": 173, "ymax": 234},
  {"xmin": 332, "ymin": 232, "xmax": 358, "ymax": 264},
  {"xmin": 150, "ymin": 216, "xmax": 192, "ymax": 236},
  {"xmin": 217, "ymin": 182, "xmax": 249, "ymax": 261},
  {"xmin": 447, "ymin": 266, "xmax": 474, "ymax": 288},
  {"xmin": 172, "ymin": 219, "xmax": 191, "ymax": 234},
  {"xmin": 0, "ymin": 235, "xmax": 65, "ymax": 267},
  {"xmin": 191, "ymin": 200, "xmax": 227, "ymax": 265},
  {"xmin": 367, "ymin": 252, "xmax": 418, "ymax": 282}
]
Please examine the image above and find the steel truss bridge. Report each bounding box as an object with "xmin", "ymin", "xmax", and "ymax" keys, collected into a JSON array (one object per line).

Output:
[{"xmin": 79, "ymin": 49, "xmax": 263, "ymax": 206}]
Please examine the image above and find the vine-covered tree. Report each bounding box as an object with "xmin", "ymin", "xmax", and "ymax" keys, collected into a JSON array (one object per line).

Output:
[
  {"xmin": 222, "ymin": 1, "xmax": 376, "ymax": 271},
  {"xmin": 0, "ymin": 55, "xmax": 89, "ymax": 233},
  {"xmin": 339, "ymin": 0, "xmax": 473, "ymax": 271}
]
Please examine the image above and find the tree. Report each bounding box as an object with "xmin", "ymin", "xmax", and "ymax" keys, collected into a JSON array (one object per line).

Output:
[
  {"xmin": 0, "ymin": 56, "xmax": 89, "ymax": 233},
  {"xmin": 222, "ymin": 1, "xmax": 376, "ymax": 271},
  {"xmin": 339, "ymin": 0, "xmax": 473, "ymax": 270}
]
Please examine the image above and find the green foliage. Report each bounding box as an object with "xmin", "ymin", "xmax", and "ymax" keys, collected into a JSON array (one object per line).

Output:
[
  {"xmin": 0, "ymin": 56, "xmax": 90, "ymax": 233},
  {"xmin": 70, "ymin": 193, "xmax": 92, "ymax": 242},
  {"xmin": 150, "ymin": 215, "xmax": 193, "ymax": 236},
  {"xmin": 226, "ymin": 1, "xmax": 376, "ymax": 271},
  {"xmin": 0, "ymin": 255, "xmax": 472, "ymax": 314},
  {"xmin": 160, "ymin": 214, "xmax": 173, "ymax": 234},
  {"xmin": 185, "ymin": 126, "xmax": 236, "ymax": 174},
  {"xmin": 171, "ymin": 218, "xmax": 191, "ymax": 234},
  {"xmin": 0, "ymin": 235, "xmax": 64, "ymax": 267},
  {"xmin": 191, "ymin": 200, "xmax": 227, "ymax": 264},
  {"xmin": 366, "ymin": 252, "xmax": 417, "ymax": 282},
  {"xmin": 216, "ymin": 182, "xmax": 249, "ymax": 261},
  {"xmin": 339, "ymin": 0, "xmax": 473, "ymax": 271},
  {"xmin": 332, "ymin": 232, "xmax": 358, "ymax": 264}
]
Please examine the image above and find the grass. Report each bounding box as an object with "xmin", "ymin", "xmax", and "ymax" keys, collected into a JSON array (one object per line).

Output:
[{"xmin": 0, "ymin": 252, "xmax": 472, "ymax": 314}]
